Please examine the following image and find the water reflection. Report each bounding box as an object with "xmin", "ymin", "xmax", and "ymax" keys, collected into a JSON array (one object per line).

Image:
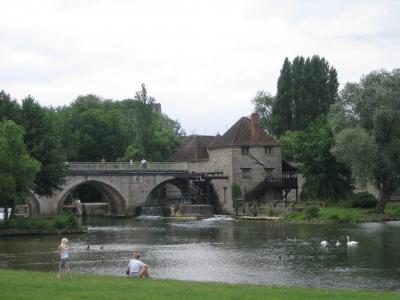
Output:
[{"xmin": 0, "ymin": 217, "xmax": 399, "ymax": 290}]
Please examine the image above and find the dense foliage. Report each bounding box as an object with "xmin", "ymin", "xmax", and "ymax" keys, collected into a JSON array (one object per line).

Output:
[
  {"xmin": 0, "ymin": 214, "xmax": 79, "ymax": 230},
  {"xmin": 0, "ymin": 120, "xmax": 40, "ymax": 219},
  {"xmin": 350, "ymin": 192, "xmax": 378, "ymax": 209},
  {"xmin": 254, "ymin": 55, "xmax": 338, "ymax": 136},
  {"xmin": 0, "ymin": 92, "xmax": 65, "ymax": 197},
  {"xmin": 281, "ymin": 116, "xmax": 353, "ymax": 201},
  {"xmin": 329, "ymin": 69, "xmax": 400, "ymax": 213}
]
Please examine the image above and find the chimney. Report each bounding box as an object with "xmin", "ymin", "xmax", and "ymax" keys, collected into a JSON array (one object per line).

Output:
[{"xmin": 251, "ymin": 113, "xmax": 259, "ymax": 144}]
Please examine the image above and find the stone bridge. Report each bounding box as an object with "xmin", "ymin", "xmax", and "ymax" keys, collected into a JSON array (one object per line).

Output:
[{"xmin": 29, "ymin": 162, "xmax": 226, "ymax": 217}]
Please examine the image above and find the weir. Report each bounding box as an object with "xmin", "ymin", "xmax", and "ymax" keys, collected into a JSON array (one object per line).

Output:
[{"xmin": 140, "ymin": 207, "xmax": 162, "ymax": 216}]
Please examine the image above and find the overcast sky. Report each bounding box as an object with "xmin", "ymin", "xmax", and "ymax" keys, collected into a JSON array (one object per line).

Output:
[{"xmin": 1, "ymin": 0, "xmax": 399, "ymax": 135}]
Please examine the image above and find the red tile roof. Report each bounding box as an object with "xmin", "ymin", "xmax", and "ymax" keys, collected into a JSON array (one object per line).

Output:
[
  {"xmin": 168, "ymin": 115, "xmax": 281, "ymax": 162},
  {"xmin": 209, "ymin": 116, "xmax": 281, "ymax": 148}
]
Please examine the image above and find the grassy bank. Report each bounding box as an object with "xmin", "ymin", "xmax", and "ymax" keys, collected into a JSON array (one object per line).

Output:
[
  {"xmin": 284, "ymin": 202, "xmax": 400, "ymax": 223},
  {"xmin": 0, "ymin": 269, "xmax": 398, "ymax": 300},
  {"xmin": 0, "ymin": 214, "xmax": 80, "ymax": 230}
]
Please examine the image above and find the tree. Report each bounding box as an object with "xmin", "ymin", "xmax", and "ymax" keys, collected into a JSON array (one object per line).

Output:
[
  {"xmin": 329, "ymin": 69, "xmax": 400, "ymax": 213},
  {"xmin": 0, "ymin": 120, "xmax": 40, "ymax": 220},
  {"xmin": 119, "ymin": 87, "xmax": 183, "ymax": 162},
  {"xmin": 57, "ymin": 95, "xmax": 127, "ymax": 162},
  {"xmin": 0, "ymin": 90, "xmax": 20, "ymax": 122},
  {"xmin": 251, "ymin": 91, "xmax": 275, "ymax": 134},
  {"xmin": 20, "ymin": 96, "xmax": 66, "ymax": 196},
  {"xmin": 270, "ymin": 55, "xmax": 338, "ymax": 137},
  {"xmin": 281, "ymin": 115, "xmax": 353, "ymax": 201},
  {"xmin": 134, "ymin": 84, "xmax": 155, "ymax": 159}
]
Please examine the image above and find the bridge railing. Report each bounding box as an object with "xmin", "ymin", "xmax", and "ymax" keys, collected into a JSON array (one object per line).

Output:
[{"xmin": 65, "ymin": 162, "xmax": 190, "ymax": 171}]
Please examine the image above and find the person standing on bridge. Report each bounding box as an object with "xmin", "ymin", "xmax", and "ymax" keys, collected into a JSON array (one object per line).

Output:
[{"xmin": 141, "ymin": 158, "xmax": 147, "ymax": 169}]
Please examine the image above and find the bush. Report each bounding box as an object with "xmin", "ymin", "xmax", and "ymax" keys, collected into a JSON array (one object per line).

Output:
[
  {"xmin": 267, "ymin": 207, "xmax": 275, "ymax": 216},
  {"xmin": 351, "ymin": 192, "xmax": 377, "ymax": 209},
  {"xmin": 0, "ymin": 214, "xmax": 79, "ymax": 230},
  {"xmin": 305, "ymin": 206, "xmax": 320, "ymax": 219},
  {"xmin": 247, "ymin": 204, "xmax": 257, "ymax": 217},
  {"xmin": 231, "ymin": 183, "xmax": 243, "ymax": 199}
]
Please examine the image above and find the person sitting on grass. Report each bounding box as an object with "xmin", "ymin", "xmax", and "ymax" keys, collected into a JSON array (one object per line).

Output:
[{"xmin": 127, "ymin": 251, "xmax": 150, "ymax": 278}]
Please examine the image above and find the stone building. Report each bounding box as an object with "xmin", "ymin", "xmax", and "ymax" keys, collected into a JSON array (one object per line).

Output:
[{"xmin": 169, "ymin": 113, "xmax": 298, "ymax": 213}]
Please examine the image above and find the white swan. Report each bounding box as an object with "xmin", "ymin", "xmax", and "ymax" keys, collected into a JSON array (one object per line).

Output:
[
  {"xmin": 321, "ymin": 240, "xmax": 328, "ymax": 247},
  {"xmin": 347, "ymin": 236, "xmax": 358, "ymax": 246},
  {"xmin": 335, "ymin": 240, "xmax": 341, "ymax": 247}
]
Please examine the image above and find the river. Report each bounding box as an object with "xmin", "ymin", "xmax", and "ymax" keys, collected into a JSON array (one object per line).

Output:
[{"xmin": 0, "ymin": 216, "xmax": 399, "ymax": 290}]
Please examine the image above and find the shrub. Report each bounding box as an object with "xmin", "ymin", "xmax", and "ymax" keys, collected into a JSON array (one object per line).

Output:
[
  {"xmin": 329, "ymin": 213, "xmax": 339, "ymax": 220},
  {"xmin": 0, "ymin": 214, "xmax": 79, "ymax": 230},
  {"xmin": 231, "ymin": 183, "xmax": 242, "ymax": 199},
  {"xmin": 305, "ymin": 206, "xmax": 320, "ymax": 219},
  {"xmin": 247, "ymin": 203, "xmax": 257, "ymax": 217},
  {"xmin": 351, "ymin": 192, "xmax": 377, "ymax": 209},
  {"xmin": 267, "ymin": 207, "xmax": 275, "ymax": 216}
]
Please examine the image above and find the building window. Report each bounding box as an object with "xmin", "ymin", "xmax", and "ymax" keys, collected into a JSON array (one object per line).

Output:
[
  {"xmin": 265, "ymin": 168, "xmax": 273, "ymax": 177},
  {"xmin": 265, "ymin": 147, "xmax": 272, "ymax": 155},
  {"xmin": 241, "ymin": 146, "xmax": 249, "ymax": 155},
  {"xmin": 241, "ymin": 168, "xmax": 251, "ymax": 178}
]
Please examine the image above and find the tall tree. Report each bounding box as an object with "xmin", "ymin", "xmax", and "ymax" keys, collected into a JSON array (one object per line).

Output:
[
  {"xmin": 281, "ymin": 115, "xmax": 353, "ymax": 201},
  {"xmin": 329, "ymin": 69, "xmax": 400, "ymax": 213},
  {"xmin": 134, "ymin": 84, "xmax": 155, "ymax": 159},
  {"xmin": 270, "ymin": 55, "xmax": 338, "ymax": 137},
  {"xmin": 0, "ymin": 120, "xmax": 40, "ymax": 219},
  {"xmin": 20, "ymin": 96, "xmax": 66, "ymax": 196},
  {"xmin": 270, "ymin": 57, "xmax": 293, "ymax": 136}
]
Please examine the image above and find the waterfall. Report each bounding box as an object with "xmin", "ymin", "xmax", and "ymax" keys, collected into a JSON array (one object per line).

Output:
[{"xmin": 141, "ymin": 206, "xmax": 162, "ymax": 216}]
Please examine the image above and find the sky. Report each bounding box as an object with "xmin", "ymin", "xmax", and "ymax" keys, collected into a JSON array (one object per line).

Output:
[{"xmin": 1, "ymin": 0, "xmax": 399, "ymax": 135}]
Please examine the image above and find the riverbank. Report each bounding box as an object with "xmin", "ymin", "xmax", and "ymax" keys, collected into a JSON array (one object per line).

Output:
[
  {"xmin": 0, "ymin": 214, "xmax": 85, "ymax": 236},
  {"xmin": 283, "ymin": 202, "xmax": 400, "ymax": 223},
  {"xmin": 0, "ymin": 269, "xmax": 398, "ymax": 300}
]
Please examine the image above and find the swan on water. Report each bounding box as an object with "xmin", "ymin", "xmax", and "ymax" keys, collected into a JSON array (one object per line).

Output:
[
  {"xmin": 347, "ymin": 236, "xmax": 358, "ymax": 246},
  {"xmin": 335, "ymin": 240, "xmax": 341, "ymax": 247},
  {"xmin": 321, "ymin": 240, "xmax": 328, "ymax": 247}
]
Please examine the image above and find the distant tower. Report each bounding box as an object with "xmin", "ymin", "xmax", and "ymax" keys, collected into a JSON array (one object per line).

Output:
[{"xmin": 152, "ymin": 103, "xmax": 162, "ymax": 113}]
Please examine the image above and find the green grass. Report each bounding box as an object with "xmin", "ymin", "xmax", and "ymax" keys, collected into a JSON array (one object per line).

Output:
[
  {"xmin": 0, "ymin": 269, "xmax": 398, "ymax": 300},
  {"xmin": 284, "ymin": 203, "xmax": 400, "ymax": 223},
  {"xmin": 0, "ymin": 214, "xmax": 79, "ymax": 230}
]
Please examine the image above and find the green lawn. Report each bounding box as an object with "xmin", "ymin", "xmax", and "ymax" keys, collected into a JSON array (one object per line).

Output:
[
  {"xmin": 0, "ymin": 269, "xmax": 398, "ymax": 300},
  {"xmin": 284, "ymin": 203, "xmax": 400, "ymax": 223}
]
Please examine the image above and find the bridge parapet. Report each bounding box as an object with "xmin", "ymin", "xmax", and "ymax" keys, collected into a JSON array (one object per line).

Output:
[{"xmin": 66, "ymin": 162, "xmax": 189, "ymax": 171}]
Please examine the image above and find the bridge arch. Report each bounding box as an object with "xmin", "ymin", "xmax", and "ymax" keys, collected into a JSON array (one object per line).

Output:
[
  {"xmin": 145, "ymin": 177, "xmax": 220, "ymax": 209},
  {"xmin": 145, "ymin": 178, "xmax": 188, "ymax": 206},
  {"xmin": 57, "ymin": 179, "xmax": 127, "ymax": 216}
]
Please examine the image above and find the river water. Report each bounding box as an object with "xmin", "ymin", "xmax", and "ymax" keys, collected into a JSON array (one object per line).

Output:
[{"xmin": 0, "ymin": 216, "xmax": 399, "ymax": 291}]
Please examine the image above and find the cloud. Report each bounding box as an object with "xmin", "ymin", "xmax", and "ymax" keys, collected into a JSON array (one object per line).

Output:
[{"xmin": 0, "ymin": 0, "xmax": 399, "ymax": 134}]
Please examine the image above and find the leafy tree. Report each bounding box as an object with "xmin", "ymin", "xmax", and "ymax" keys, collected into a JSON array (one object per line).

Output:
[
  {"xmin": 20, "ymin": 96, "xmax": 66, "ymax": 196},
  {"xmin": 57, "ymin": 95, "xmax": 127, "ymax": 162},
  {"xmin": 281, "ymin": 115, "xmax": 353, "ymax": 201},
  {"xmin": 329, "ymin": 69, "xmax": 400, "ymax": 213},
  {"xmin": 269, "ymin": 55, "xmax": 338, "ymax": 137},
  {"xmin": 120, "ymin": 84, "xmax": 183, "ymax": 162},
  {"xmin": 251, "ymin": 91, "xmax": 275, "ymax": 134},
  {"xmin": 0, "ymin": 120, "xmax": 40, "ymax": 219}
]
